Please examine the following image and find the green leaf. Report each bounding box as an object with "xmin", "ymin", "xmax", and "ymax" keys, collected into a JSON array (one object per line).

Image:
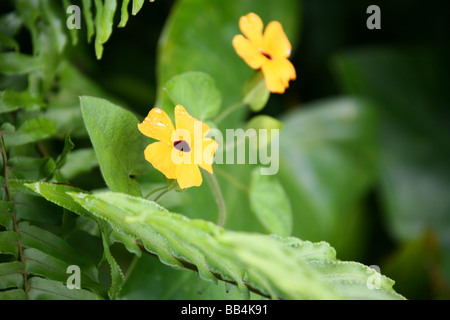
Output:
[
  {"xmin": 80, "ymin": 96, "xmax": 149, "ymax": 196},
  {"xmin": 0, "ymin": 231, "xmax": 19, "ymax": 257},
  {"xmin": 0, "ymin": 289, "xmax": 26, "ymax": 300},
  {"xmin": 56, "ymin": 133, "xmax": 75, "ymax": 169},
  {"xmin": 28, "ymin": 277, "xmax": 102, "ymax": 300},
  {"xmin": 132, "ymin": 0, "xmax": 145, "ymax": 15},
  {"xmin": 0, "ymin": 52, "xmax": 42, "ymax": 75},
  {"xmin": 164, "ymin": 72, "xmax": 222, "ymax": 120},
  {"xmin": 2, "ymin": 117, "xmax": 56, "ymax": 147},
  {"xmin": 249, "ymin": 167, "xmax": 292, "ymax": 237},
  {"xmin": 41, "ymin": 0, "xmax": 68, "ymax": 53},
  {"xmin": 278, "ymin": 97, "xmax": 377, "ymax": 256},
  {"xmin": 118, "ymin": 0, "xmax": 131, "ymax": 27},
  {"xmin": 0, "ymin": 90, "xmax": 44, "ymax": 113},
  {"xmin": 24, "ymin": 248, "xmax": 103, "ymax": 295},
  {"xmin": 0, "ymin": 201, "xmax": 14, "ymax": 229},
  {"xmin": 24, "ymin": 181, "xmax": 141, "ymax": 257},
  {"xmin": 82, "ymin": 0, "xmax": 95, "ymax": 43},
  {"xmin": 59, "ymin": 148, "xmax": 98, "ymax": 179},
  {"xmin": 242, "ymin": 71, "xmax": 270, "ymax": 112},
  {"xmin": 8, "ymin": 156, "xmax": 56, "ymax": 180},
  {"xmin": 67, "ymin": 191, "xmax": 404, "ymax": 299},
  {"xmin": 0, "ymin": 261, "xmax": 24, "ymax": 290}
]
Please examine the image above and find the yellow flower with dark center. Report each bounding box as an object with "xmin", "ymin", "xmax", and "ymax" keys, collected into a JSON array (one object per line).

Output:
[
  {"xmin": 232, "ymin": 12, "xmax": 296, "ymax": 94},
  {"xmin": 138, "ymin": 105, "xmax": 218, "ymax": 189}
]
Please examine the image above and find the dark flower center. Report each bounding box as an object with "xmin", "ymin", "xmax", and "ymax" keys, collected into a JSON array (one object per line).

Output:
[
  {"xmin": 259, "ymin": 50, "xmax": 272, "ymax": 60},
  {"xmin": 173, "ymin": 140, "xmax": 191, "ymax": 152}
]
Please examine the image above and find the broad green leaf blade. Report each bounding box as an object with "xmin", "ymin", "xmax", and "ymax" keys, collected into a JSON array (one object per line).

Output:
[
  {"xmin": 80, "ymin": 96, "xmax": 149, "ymax": 197},
  {"xmin": 0, "ymin": 231, "xmax": 19, "ymax": 257},
  {"xmin": 132, "ymin": 0, "xmax": 145, "ymax": 15},
  {"xmin": 28, "ymin": 277, "xmax": 102, "ymax": 300},
  {"xmin": 164, "ymin": 72, "xmax": 222, "ymax": 120},
  {"xmin": 67, "ymin": 191, "xmax": 404, "ymax": 299},
  {"xmin": 219, "ymin": 232, "xmax": 339, "ymax": 299},
  {"xmin": 278, "ymin": 97, "xmax": 377, "ymax": 256},
  {"xmin": 2, "ymin": 117, "xmax": 56, "ymax": 147},
  {"xmin": 0, "ymin": 261, "xmax": 24, "ymax": 290},
  {"xmin": 56, "ymin": 133, "xmax": 75, "ymax": 169},
  {"xmin": 8, "ymin": 156, "xmax": 55, "ymax": 180},
  {"xmin": 82, "ymin": 0, "xmax": 95, "ymax": 42},
  {"xmin": 249, "ymin": 167, "xmax": 292, "ymax": 236}
]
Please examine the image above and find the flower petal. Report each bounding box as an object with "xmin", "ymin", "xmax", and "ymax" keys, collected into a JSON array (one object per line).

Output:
[
  {"xmin": 261, "ymin": 58, "xmax": 296, "ymax": 93},
  {"xmin": 138, "ymin": 108, "xmax": 175, "ymax": 143},
  {"xmin": 198, "ymin": 138, "xmax": 218, "ymax": 174},
  {"xmin": 239, "ymin": 12, "xmax": 264, "ymax": 46},
  {"xmin": 176, "ymin": 164, "xmax": 202, "ymax": 189},
  {"xmin": 144, "ymin": 141, "xmax": 177, "ymax": 179},
  {"xmin": 232, "ymin": 35, "xmax": 265, "ymax": 70},
  {"xmin": 174, "ymin": 105, "xmax": 210, "ymax": 141},
  {"xmin": 263, "ymin": 21, "xmax": 292, "ymax": 59}
]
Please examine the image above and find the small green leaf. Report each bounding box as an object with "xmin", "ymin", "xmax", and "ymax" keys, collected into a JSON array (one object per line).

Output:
[
  {"xmin": 28, "ymin": 277, "xmax": 102, "ymax": 300},
  {"xmin": 59, "ymin": 148, "xmax": 98, "ymax": 179},
  {"xmin": 0, "ymin": 31, "xmax": 19, "ymax": 51},
  {"xmin": 8, "ymin": 156, "xmax": 56, "ymax": 180},
  {"xmin": 132, "ymin": 0, "xmax": 145, "ymax": 15},
  {"xmin": 165, "ymin": 72, "xmax": 222, "ymax": 120},
  {"xmin": 80, "ymin": 96, "xmax": 149, "ymax": 196},
  {"xmin": 56, "ymin": 133, "xmax": 75, "ymax": 169},
  {"xmin": 0, "ymin": 231, "xmax": 19, "ymax": 257},
  {"xmin": 243, "ymin": 71, "xmax": 270, "ymax": 112},
  {"xmin": 0, "ymin": 261, "xmax": 24, "ymax": 290},
  {"xmin": 2, "ymin": 117, "xmax": 56, "ymax": 147},
  {"xmin": 99, "ymin": 0, "xmax": 117, "ymax": 44},
  {"xmin": 249, "ymin": 168, "xmax": 292, "ymax": 237}
]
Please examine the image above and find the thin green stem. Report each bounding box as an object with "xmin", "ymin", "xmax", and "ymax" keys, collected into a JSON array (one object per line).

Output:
[
  {"xmin": 205, "ymin": 173, "xmax": 227, "ymax": 227},
  {"xmin": 213, "ymin": 102, "xmax": 247, "ymax": 125},
  {"xmin": 0, "ymin": 132, "xmax": 29, "ymax": 299},
  {"xmin": 154, "ymin": 188, "xmax": 171, "ymax": 202},
  {"xmin": 144, "ymin": 185, "xmax": 168, "ymax": 199}
]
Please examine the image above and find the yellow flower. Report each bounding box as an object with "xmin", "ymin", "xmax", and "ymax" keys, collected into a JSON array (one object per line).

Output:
[
  {"xmin": 232, "ymin": 12, "xmax": 296, "ymax": 94},
  {"xmin": 138, "ymin": 105, "xmax": 218, "ymax": 189}
]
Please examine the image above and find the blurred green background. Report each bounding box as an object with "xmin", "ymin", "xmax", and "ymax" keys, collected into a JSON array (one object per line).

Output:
[{"xmin": 2, "ymin": 0, "xmax": 449, "ymax": 299}]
